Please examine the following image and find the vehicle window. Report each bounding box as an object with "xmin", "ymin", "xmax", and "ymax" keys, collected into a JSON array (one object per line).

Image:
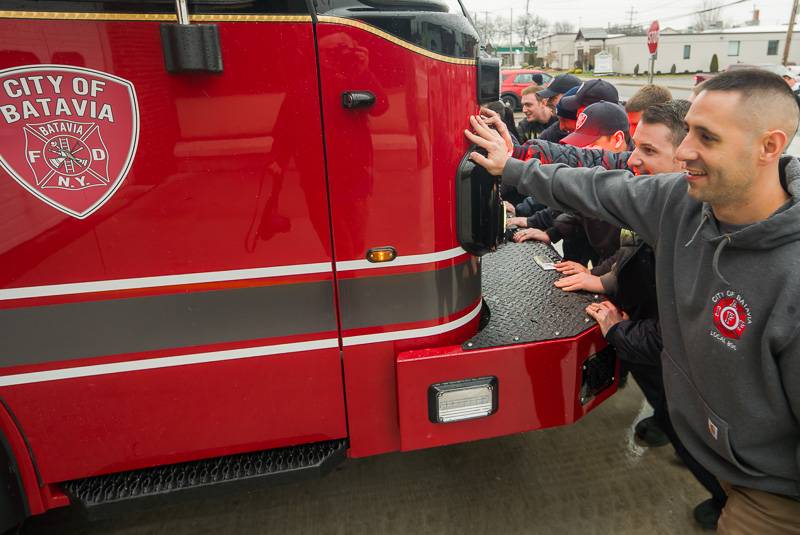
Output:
[
  {"xmin": 541, "ymin": 73, "xmax": 553, "ymax": 84},
  {"xmin": 514, "ymin": 74, "xmax": 532, "ymax": 83}
]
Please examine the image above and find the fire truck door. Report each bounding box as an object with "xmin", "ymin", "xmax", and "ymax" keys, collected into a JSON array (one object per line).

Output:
[
  {"xmin": 0, "ymin": 2, "xmax": 346, "ymax": 483},
  {"xmin": 314, "ymin": 4, "xmax": 483, "ymax": 455}
]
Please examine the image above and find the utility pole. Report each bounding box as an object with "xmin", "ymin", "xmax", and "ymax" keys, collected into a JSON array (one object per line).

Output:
[
  {"xmin": 510, "ymin": 8, "xmax": 513, "ymax": 48},
  {"xmin": 784, "ymin": 0, "xmax": 798, "ymax": 66},
  {"xmin": 478, "ymin": 11, "xmax": 490, "ymax": 43},
  {"xmin": 522, "ymin": 0, "xmax": 530, "ymax": 51},
  {"xmin": 627, "ymin": 6, "xmax": 637, "ymax": 29}
]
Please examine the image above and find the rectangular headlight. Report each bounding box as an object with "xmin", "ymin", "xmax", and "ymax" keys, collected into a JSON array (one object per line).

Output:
[{"xmin": 428, "ymin": 377, "xmax": 498, "ymax": 423}]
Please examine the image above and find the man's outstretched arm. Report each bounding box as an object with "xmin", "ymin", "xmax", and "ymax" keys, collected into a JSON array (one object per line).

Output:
[
  {"xmin": 478, "ymin": 107, "xmax": 632, "ymax": 171},
  {"xmin": 512, "ymin": 139, "xmax": 633, "ymax": 172},
  {"xmin": 464, "ymin": 115, "xmax": 680, "ymax": 247}
]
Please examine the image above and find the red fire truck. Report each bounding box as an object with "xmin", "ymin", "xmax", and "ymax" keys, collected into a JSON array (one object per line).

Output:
[{"xmin": 0, "ymin": 0, "xmax": 617, "ymax": 527}]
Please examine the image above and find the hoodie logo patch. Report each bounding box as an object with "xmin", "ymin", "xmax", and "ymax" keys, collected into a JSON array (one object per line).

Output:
[{"xmin": 713, "ymin": 290, "xmax": 752, "ymax": 340}]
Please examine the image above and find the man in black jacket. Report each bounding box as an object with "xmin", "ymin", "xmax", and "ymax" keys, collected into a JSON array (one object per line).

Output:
[{"xmin": 517, "ymin": 86, "xmax": 558, "ymax": 142}]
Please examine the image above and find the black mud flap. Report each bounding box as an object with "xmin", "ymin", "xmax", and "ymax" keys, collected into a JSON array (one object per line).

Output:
[
  {"xmin": 580, "ymin": 346, "xmax": 617, "ymax": 404},
  {"xmin": 464, "ymin": 241, "xmax": 604, "ymax": 349},
  {"xmin": 62, "ymin": 439, "xmax": 347, "ymax": 519}
]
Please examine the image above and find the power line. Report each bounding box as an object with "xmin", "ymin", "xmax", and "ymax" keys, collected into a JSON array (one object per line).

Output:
[
  {"xmin": 468, "ymin": 0, "xmax": 752, "ymax": 28},
  {"xmin": 632, "ymin": 0, "xmax": 749, "ymax": 26},
  {"xmin": 627, "ymin": 6, "xmax": 638, "ymax": 27}
]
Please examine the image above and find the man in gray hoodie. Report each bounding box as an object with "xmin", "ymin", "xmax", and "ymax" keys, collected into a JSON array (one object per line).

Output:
[{"xmin": 465, "ymin": 69, "xmax": 800, "ymax": 533}]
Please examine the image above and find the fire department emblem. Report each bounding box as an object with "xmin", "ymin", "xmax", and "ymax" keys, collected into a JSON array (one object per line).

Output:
[
  {"xmin": 712, "ymin": 297, "xmax": 748, "ymax": 340},
  {"xmin": 0, "ymin": 65, "xmax": 139, "ymax": 219},
  {"xmin": 575, "ymin": 112, "xmax": 588, "ymax": 131}
]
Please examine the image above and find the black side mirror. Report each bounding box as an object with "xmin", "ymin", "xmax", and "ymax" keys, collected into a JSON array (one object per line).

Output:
[
  {"xmin": 476, "ymin": 56, "xmax": 500, "ymax": 104},
  {"xmin": 456, "ymin": 147, "xmax": 503, "ymax": 256}
]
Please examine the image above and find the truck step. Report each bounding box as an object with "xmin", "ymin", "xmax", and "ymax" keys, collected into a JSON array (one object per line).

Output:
[
  {"xmin": 62, "ymin": 439, "xmax": 347, "ymax": 518},
  {"xmin": 465, "ymin": 241, "xmax": 602, "ymax": 350}
]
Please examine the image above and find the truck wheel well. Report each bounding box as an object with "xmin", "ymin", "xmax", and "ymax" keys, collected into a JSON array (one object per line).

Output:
[{"xmin": 0, "ymin": 431, "xmax": 27, "ymax": 533}]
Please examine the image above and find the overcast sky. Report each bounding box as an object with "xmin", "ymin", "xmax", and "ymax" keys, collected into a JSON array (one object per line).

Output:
[{"xmin": 460, "ymin": 0, "xmax": 796, "ymax": 31}]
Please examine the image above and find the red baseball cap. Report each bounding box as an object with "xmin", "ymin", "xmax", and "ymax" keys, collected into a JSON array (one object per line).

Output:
[{"xmin": 560, "ymin": 101, "xmax": 630, "ymax": 148}]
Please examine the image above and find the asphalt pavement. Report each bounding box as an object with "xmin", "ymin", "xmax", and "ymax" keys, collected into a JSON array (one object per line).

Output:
[{"xmin": 23, "ymin": 383, "xmax": 707, "ymax": 535}]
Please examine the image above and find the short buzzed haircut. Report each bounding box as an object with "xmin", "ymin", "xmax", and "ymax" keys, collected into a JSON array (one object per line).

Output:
[
  {"xmin": 641, "ymin": 99, "xmax": 691, "ymax": 147},
  {"xmin": 625, "ymin": 84, "xmax": 673, "ymax": 112},
  {"xmin": 700, "ymin": 68, "xmax": 800, "ymax": 137}
]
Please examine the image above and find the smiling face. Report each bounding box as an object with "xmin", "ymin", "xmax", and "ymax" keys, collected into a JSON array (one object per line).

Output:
[
  {"xmin": 675, "ymin": 90, "xmax": 760, "ymax": 206},
  {"xmin": 628, "ymin": 122, "xmax": 683, "ymax": 175},
  {"xmin": 521, "ymin": 93, "xmax": 552, "ymax": 123}
]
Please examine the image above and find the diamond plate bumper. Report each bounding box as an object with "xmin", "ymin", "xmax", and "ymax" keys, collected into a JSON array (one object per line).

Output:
[{"xmin": 465, "ymin": 241, "xmax": 603, "ymax": 350}]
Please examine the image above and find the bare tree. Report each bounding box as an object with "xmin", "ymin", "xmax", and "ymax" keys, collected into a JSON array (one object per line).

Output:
[
  {"xmin": 552, "ymin": 21, "xmax": 575, "ymax": 34},
  {"xmin": 495, "ymin": 15, "xmax": 512, "ymax": 45},
  {"xmin": 474, "ymin": 15, "xmax": 503, "ymax": 45},
  {"xmin": 519, "ymin": 14, "xmax": 549, "ymax": 46},
  {"xmin": 693, "ymin": 0, "xmax": 722, "ymax": 31}
]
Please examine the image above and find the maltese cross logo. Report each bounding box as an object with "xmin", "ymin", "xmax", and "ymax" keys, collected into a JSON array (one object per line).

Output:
[
  {"xmin": 712, "ymin": 297, "xmax": 748, "ymax": 340},
  {"xmin": 24, "ymin": 120, "xmax": 110, "ymax": 191}
]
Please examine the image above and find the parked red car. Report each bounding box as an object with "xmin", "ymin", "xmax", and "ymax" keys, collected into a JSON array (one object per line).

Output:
[{"xmin": 501, "ymin": 69, "xmax": 553, "ymax": 110}]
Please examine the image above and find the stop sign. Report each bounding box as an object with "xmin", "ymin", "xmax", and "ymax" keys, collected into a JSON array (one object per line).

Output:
[{"xmin": 647, "ymin": 20, "xmax": 660, "ymax": 55}]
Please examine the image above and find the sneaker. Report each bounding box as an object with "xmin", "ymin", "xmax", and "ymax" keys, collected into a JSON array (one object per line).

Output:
[
  {"xmin": 634, "ymin": 416, "xmax": 670, "ymax": 447},
  {"xmin": 693, "ymin": 498, "xmax": 722, "ymax": 530}
]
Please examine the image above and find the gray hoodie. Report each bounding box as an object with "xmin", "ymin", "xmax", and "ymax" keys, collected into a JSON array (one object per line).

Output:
[{"xmin": 503, "ymin": 155, "xmax": 800, "ymax": 498}]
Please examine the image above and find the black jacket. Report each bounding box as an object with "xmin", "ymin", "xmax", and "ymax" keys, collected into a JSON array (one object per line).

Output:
[
  {"xmin": 516, "ymin": 116, "xmax": 558, "ymax": 143},
  {"xmin": 537, "ymin": 121, "xmax": 569, "ymax": 143},
  {"xmin": 515, "ymin": 196, "xmax": 547, "ymax": 217},
  {"xmin": 602, "ymin": 236, "xmax": 662, "ymax": 365}
]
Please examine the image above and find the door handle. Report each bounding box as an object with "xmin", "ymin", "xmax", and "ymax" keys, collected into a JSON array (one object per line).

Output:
[{"xmin": 342, "ymin": 91, "xmax": 376, "ymax": 109}]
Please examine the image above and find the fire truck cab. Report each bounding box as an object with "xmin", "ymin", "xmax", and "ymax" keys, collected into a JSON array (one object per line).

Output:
[{"xmin": 0, "ymin": 0, "xmax": 616, "ymax": 527}]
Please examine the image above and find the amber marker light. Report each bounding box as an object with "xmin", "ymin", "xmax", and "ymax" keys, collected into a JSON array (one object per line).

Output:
[{"xmin": 366, "ymin": 246, "xmax": 397, "ymax": 263}]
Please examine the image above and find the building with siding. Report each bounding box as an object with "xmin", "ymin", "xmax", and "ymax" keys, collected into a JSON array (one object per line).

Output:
[
  {"xmin": 605, "ymin": 26, "xmax": 800, "ymax": 74},
  {"xmin": 537, "ymin": 26, "xmax": 800, "ymax": 75},
  {"xmin": 537, "ymin": 32, "xmax": 578, "ymax": 69}
]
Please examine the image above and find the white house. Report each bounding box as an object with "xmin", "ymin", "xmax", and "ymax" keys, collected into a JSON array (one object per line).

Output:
[
  {"xmin": 603, "ymin": 26, "xmax": 800, "ymax": 74},
  {"xmin": 537, "ymin": 32, "xmax": 577, "ymax": 70},
  {"xmin": 574, "ymin": 28, "xmax": 624, "ymax": 70}
]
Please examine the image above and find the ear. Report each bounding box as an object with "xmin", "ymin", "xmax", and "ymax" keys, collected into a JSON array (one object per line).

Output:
[
  {"xmin": 613, "ymin": 130, "xmax": 626, "ymax": 150},
  {"xmin": 760, "ymin": 130, "xmax": 789, "ymax": 165}
]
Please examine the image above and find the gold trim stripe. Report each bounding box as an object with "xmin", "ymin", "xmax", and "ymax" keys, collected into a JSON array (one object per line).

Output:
[
  {"xmin": 0, "ymin": 11, "xmax": 312, "ymax": 23},
  {"xmin": 317, "ymin": 16, "xmax": 475, "ymax": 65},
  {"xmin": 0, "ymin": 11, "xmax": 473, "ymax": 65},
  {"xmin": 193, "ymin": 14, "xmax": 311, "ymax": 22}
]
